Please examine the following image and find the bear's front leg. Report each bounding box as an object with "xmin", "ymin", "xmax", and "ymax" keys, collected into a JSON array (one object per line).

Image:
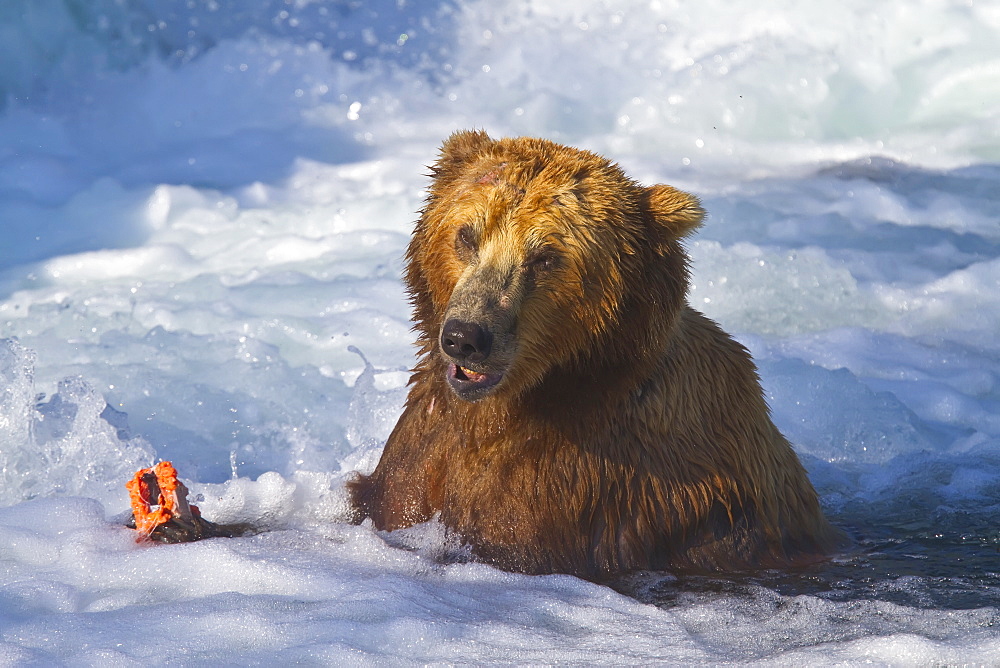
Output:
[{"xmin": 346, "ymin": 394, "xmax": 450, "ymax": 530}]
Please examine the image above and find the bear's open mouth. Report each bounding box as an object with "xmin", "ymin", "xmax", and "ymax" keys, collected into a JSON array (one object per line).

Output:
[{"xmin": 447, "ymin": 363, "xmax": 503, "ymax": 397}]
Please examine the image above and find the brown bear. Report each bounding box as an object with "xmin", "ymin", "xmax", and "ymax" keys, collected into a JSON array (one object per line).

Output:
[{"xmin": 348, "ymin": 130, "xmax": 843, "ymax": 579}]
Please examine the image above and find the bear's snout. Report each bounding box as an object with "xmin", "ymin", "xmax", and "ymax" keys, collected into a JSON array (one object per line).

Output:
[
  {"xmin": 440, "ymin": 318, "xmax": 493, "ymax": 363},
  {"xmin": 439, "ymin": 318, "xmax": 506, "ymax": 400}
]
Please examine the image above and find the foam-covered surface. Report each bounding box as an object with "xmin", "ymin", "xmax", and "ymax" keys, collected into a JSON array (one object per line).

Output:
[{"xmin": 2, "ymin": 0, "xmax": 999, "ymax": 663}]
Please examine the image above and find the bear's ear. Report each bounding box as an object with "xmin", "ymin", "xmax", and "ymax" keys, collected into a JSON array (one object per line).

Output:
[
  {"xmin": 433, "ymin": 130, "xmax": 495, "ymax": 177},
  {"xmin": 640, "ymin": 184, "xmax": 704, "ymax": 241}
]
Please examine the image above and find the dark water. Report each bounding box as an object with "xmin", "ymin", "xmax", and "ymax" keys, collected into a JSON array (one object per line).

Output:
[{"xmin": 619, "ymin": 510, "xmax": 1000, "ymax": 611}]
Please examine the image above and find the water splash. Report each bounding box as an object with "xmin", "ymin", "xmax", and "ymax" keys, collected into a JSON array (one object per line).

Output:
[{"xmin": 0, "ymin": 338, "xmax": 154, "ymax": 509}]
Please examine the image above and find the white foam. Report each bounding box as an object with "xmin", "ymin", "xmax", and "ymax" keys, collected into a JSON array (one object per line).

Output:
[{"xmin": 1, "ymin": 0, "xmax": 998, "ymax": 663}]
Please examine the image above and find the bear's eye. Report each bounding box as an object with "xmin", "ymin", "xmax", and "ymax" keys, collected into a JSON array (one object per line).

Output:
[
  {"xmin": 525, "ymin": 249, "xmax": 559, "ymax": 273},
  {"xmin": 455, "ymin": 225, "xmax": 478, "ymax": 257}
]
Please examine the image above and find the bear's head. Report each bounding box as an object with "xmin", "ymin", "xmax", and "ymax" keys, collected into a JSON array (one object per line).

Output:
[{"xmin": 406, "ymin": 130, "xmax": 704, "ymax": 403}]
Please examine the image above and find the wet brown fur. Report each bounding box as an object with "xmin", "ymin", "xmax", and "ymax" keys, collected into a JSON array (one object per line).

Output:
[{"xmin": 348, "ymin": 130, "xmax": 843, "ymax": 579}]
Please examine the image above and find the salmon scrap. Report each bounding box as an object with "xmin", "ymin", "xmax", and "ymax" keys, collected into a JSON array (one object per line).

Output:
[
  {"xmin": 126, "ymin": 461, "xmax": 199, "ymax": 540},
  {"xmin": 125, "ymin": 461, "xmax": 250, "ymax": 543}
]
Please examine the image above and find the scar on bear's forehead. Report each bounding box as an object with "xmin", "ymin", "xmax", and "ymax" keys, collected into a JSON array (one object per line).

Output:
[
  {"xmin": 475, "ymin": 162, "xmax": 505, "ymax": 185},
  {"xmin": 473, "ymin": 162, "xmax": 528, "ymax": 201}
]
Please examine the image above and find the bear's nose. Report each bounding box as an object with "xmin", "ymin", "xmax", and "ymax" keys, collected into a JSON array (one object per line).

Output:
[{"xmin": 441, "ymin": 319, "xmax": 493, "ymax": 363}]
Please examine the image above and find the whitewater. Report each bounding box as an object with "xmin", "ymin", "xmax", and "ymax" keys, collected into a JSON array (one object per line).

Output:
[{"xmin": 1, "ymin": 0, "xmax": 999, "ymax": 664}]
